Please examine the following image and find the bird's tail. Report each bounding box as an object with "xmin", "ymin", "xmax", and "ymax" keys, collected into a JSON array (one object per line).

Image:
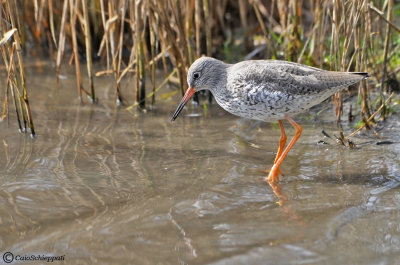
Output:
[{"xmin": 351, "ymin": 72, "xmax": 369, "ymax": 79}]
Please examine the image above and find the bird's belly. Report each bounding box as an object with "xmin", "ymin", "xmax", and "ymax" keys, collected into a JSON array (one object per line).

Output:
[{"xmin": 215, "ymin": 90, "xmax": 335, "ymax": 122}]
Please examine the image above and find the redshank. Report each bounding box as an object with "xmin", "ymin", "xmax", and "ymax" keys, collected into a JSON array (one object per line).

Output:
[{"xmin": 171, "ymin": 57, "xmax": 368, "ymax": 183}]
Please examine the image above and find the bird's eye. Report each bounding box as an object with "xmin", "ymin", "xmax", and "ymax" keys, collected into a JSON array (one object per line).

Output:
[{"xmin": 193, "ymin": 72, "xmax": 200, "ymax": 79}]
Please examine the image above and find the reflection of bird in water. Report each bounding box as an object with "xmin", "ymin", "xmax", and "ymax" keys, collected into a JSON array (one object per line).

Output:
[{"xmin": 172, "ymin": 57, "xmax": 368, "ymax": 184}]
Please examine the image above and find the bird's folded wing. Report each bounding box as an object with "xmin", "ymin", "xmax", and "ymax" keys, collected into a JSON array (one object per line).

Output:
[{"xmin": 229, "ymin": 61, "xmax": 366, "ymax": 96}]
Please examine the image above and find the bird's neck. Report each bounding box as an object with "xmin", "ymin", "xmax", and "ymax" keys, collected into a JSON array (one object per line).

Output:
[{"xmin": 208, "ymin": 65, "xmax": 229, "ymax": 98}]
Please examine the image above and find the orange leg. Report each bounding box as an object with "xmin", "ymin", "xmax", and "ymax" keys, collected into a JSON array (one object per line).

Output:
[
  {"xmin": 272, "ymin": 120, "xmax": 287, "ymax": 175},
  {"xmin": 267, "ymin": 116, "xmax": 303, "ymax": 184}
]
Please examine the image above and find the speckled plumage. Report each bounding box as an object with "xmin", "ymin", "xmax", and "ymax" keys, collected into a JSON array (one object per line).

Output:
[{"xmin": 185, "ymin": 57, "xmax": 368, "ymax": 121}]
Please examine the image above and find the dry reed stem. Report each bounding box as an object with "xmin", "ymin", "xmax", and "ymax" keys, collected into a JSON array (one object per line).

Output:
[
  {"xmin": 48, "ymin": 0, "xmax": 57, "ymax": 46},
  {"xmin": 56, "ymin": 0, "xmax": 68, "ymax": 83},
  {"xmin": 117, "ymin": 0, "xmax": 127, "ymax": 104},
  {"xmin": 107, "ymin": 1, "xmax": 122, "ymax": 103},
  {"xmin": 203, "ymin": 0, "xmax": 212, "ymax": 56},
  {"xmin": 184, "ymin": 0, "xmax": 194, "ymax": 64},
  {"xmin": 0, "ymin": 29, "xmax": 17, "ymax": 46},
  {"xmin": 69, "ymin": 0, "xmax": 85, "ymax": 100},
  {"xmin": 2, "ymin": 43, "xmax": 15, "ymax": 123},
  {"xmin": 81, "ymin": 0, "xmax": 96, "ymax": 102},
  {"xmin": 332, "ymin": 0, "xmax": 342, "ymax": 122},
  {"xmin": 379, "ymin": 0, "xmax": 393, "ymax": 121},
  {"xmin": 195, "ymin": 0, "xmax": 201, "ymax": 57},
  {"xmin": 98, "ymin": 0, "xmax": 107, "ymax": 60},
  {"xmin": 369, "ymin": 2, "xmax": 400, "ymax": 33},
  {"xmin": 239, "ymin": 0, "xmax": 251, "ymax": 52},
  {"xmin": 252, "ymin": 0, "xmax": 274, "ymax": 56},
  {"xmin": 135, "ymin": 0, "xmax": 145, "ymax": 108},
  {"xmin": 148, "ymin": 13, "xmax": 156, "ymax": 105}
]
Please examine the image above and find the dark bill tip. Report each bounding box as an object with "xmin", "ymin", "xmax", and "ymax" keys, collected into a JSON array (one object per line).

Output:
[{"xmin": 171, "ymin": 87, "xmax": 196, "ymax": 121}]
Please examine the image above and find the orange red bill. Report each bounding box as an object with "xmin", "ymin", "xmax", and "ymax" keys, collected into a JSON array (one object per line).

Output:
[{"xmin": 171, "ymin": 87, "xmax": 196, "ymax": 121}]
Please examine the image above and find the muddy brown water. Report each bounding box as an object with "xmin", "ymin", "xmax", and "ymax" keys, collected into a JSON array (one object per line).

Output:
[{"xmin": 1, "ymin": 62, "xmax": 399, "ymax": 264}]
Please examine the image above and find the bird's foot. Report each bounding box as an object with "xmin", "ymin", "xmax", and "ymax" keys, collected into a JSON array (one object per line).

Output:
[
  {"xmin": 265, "ymin": 165, "xmax": 281, "ymax": 184},
  {"xmin": 262, "ymin": 167, "xmax": 283, "ymax": 176}
]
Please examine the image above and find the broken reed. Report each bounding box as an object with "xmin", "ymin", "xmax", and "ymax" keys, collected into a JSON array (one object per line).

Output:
[{"xmin": 1, "ymin": 0, "xmax": 399, "ymax": 134}]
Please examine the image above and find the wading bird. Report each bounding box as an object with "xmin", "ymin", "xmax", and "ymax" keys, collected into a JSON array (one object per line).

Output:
[{"xmin": 172, "ymin": 57, "xmax": 368, "ymax": 183}]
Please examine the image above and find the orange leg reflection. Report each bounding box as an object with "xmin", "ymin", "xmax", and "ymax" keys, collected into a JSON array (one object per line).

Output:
[
  {"xmin": 267, "ymin": 180, "xmax": 301, "ymax": 222},
  {"xmin": 268, "ymin": 180, "xmax": 288, "ymax": 206}
]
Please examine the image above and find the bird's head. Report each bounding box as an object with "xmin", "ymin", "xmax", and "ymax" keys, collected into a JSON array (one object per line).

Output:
[{"xmin": 172, "ymin": 57, "xmax": 227, "ymax": 121}]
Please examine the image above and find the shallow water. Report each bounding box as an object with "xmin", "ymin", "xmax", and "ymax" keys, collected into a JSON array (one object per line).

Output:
[{"xmin": 1, "ymin": 62, "xmax": 400, "ymax": 264}]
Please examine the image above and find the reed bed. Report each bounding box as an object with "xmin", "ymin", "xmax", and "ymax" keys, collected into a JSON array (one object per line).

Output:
[
  {"xmin": 0, "ymin": 0, "xmax": 35, "ymax": 137},
  {"xmin": 0, "ymin": 0, "xmax": 399, "ymax": 135}
]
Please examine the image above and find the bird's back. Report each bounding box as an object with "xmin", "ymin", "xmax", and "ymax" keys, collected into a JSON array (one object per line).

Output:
[{"xmin": 217, "ymin": 60, "xmax": 368, "ymax": 121}]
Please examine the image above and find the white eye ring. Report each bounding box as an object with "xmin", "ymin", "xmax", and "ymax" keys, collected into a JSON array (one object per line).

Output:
[{"xmin": 193, "ymin": 72, "xmax": 200, "ymax": 79}]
